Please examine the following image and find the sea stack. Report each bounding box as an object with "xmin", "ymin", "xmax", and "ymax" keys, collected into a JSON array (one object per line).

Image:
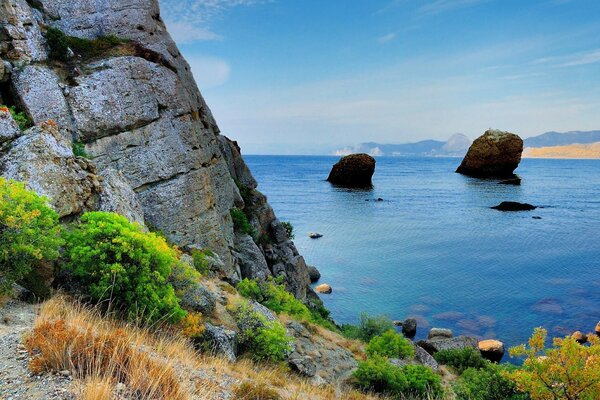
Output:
[
  {"xmin": 327, "ymin": 153, "xmax": 376, "ymax": 188},
  {"xmin": 456, "ymin": 129, "xmax": 523, "ymax": 178}
]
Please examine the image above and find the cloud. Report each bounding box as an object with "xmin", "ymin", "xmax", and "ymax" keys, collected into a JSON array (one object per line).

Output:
[
  {"xmin": 532, "ymin": 48, "xmax": 600, "ymax": 68},
  {"xmin": 418, "ymin": 0, "xmax": 489, "ymax": 15},
  {"xmin": 159, "ymin": 0, "xmax": 268, "ymax": 43},
  {"xmin": 186, "ymin": 55, "xmax": 232, "ymax": 88},
  {"xmin": 377, "ymin": 33, "xmax": 397, "ymax": 44}
]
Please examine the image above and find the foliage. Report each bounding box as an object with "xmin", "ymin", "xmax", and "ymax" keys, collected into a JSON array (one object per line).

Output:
[
  {"xmin": 341, "ymin": 312, "xmax": 395, "ymax": 342},
  {"xmin": 191, "ymin": 248, "xmax": 213, "ymax": 276},
  {"xmin": 72, "ymin": 142, "xmax": 90, "ymax": 159},
  {"xmin": 62, "ymin": 211, "xmax": 185, "ymax": 324},
  {"xmin": 6, "ymin": 105, "xmax": 32, "ymax": 131},
  {"xmin": 179, "ymin": 312, "xmax": 205, "ymax": 339},
  {"xmin": 236, "ymin": 278, "xmax": 337, "ymax": 331},
  {"xmin": 508, "ymin": 328, "xmax": 600, "ymax": 400},
  {"xmin": 366, "ymin": 329, "xmax": 415, "ymax": 359},
  {"xmin": 454, "ymin": 364, "xmax": 530, "ymax": 400},
  {"xmin": 231, "ymin": 207, "xmax": 255, "ymax": 237},
  {"xmin": 0, "ymin": 178, "xmax": 62, "ymax": 294},
  {"xmin": 353, "ymin": 355, "xmax": 443, "ymax": 398},
  {"xmin": 230, "ymin": 300, "xmax": 293, "ymax": 362},
  {"xmin": 233, "ymin": 381, "xmax": 282, "ymax": 400},
  {"xmin": 45, "ymin": 26, "xmax": 126, "ymax": 62},
  {"xmin": 281, "ymin": 221, "xmax": 295, "ymax": 240},
  {"xmin": 434, "ymin": 347, "xmax": 489, "ymax": 374}
]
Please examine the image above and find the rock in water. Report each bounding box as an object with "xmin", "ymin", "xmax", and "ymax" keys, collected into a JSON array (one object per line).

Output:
[
  {"xmin": 402, "ymin": 319, "xmax": 417, "ymax": 339},
  {"xmin": 327, "ymin": 153, "xmax": 375, "ymax": 188},
  {"xmin": 571, "ymin": 331, "xmax": 587, "ymax": 344},
  {"xmin": 315, "ymin": 284, "xmax": 332, "ymax": 294},
  {"xmin": 456, "ymin": 129, "xmax": 523, "ymax": 178},
  {"xmin": 478, "ymin": 339, "xmax": 505, "ymax": 363},
  {"xmin": 307, "ymin": 266, "xmax": 321, "ymax": 283},
  {"xmin": 428, "ymin": 328, "xmax": 453, "ymax": 340},
  {"xmin": 491, "ymin": 202, "xmax": 537, "ymax": 211}
]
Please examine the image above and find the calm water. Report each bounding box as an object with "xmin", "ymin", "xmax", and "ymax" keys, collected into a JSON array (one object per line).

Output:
[{"xmin": 245, "ymin": 156, "xmax": 600, "ymax": 355}]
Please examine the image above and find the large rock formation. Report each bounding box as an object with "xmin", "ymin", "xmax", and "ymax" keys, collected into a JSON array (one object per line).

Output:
[
  {"xmin": 0, "ymin": 0, "xmax": 312, "ymax": 301},
  {"xmin": 456, "ymin": 129, "xmax": 523, "ymax": 178},
  {"xmin": 327, "ymin": 153, "xmax": 376, "ymax": 188}
]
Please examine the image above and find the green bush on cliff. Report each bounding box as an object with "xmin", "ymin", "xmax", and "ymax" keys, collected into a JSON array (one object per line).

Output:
[
  {"xmin": 230, "ymin": 207, "xmax": 255, "ymax": 237},
  {"xmin": 62, "ymin": 211, "xmax": 185, "ymax": 323},
  {"xmin": 3, "ymin": 105, "xmax": 32, "ymax": 131},
  {"xmin": 191, "ymin": 248, "xmax": 214, "ymax": 276},
  {"xmin": 454, "ymin": 364, "xmax": 529, "ymax": 400},
  {"xmin": 366, "ymin": 329, "xmax": 415, "ymax": 359},
  {"xmin": 0, "ymin": 178, "xmax": 62, "ymax": 294},
  {"xmin": 72, "ymin": 142, "xmax": 90, "ymax": 159},
  {"xmin": 45, "ymin": 26, "xmax": 127, "ymax": 62},
  {"xmin": 353, "ymin": 355, "xmax": 443, "ymax": 398},
  {"xmin": 341, "ymin": 312, "xmax": 395, "ymax": 342},
  {"xmin": 434, "ymin": 347, "xmax": 488, "ymax": 374},
  {"xmin": 281, "ymin": 221, "xmax": 295, "ymax": 239}
]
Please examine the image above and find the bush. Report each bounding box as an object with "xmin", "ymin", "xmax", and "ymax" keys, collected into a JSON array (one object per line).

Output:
[
  {"xmin": 4, "ymin": 105, "xmax": 32, "ymax": 131},
  {"xmin": 231, "ymin": 207, "xmax": 255, "ymax": 237},
  {"xmin": 45, "ymin": 26, "xmax": 126, "ymax": 61},
  {"xmin": 366, "ymin": 329, "xmax": 415, "ymax": 359},
  {"xmin": 230, "ymin": 301, "xmax": 292, "ymax": 362},
  {"xmin": 281, "ymin": 221, "xmax": 295, "ymax": 239},
  {"xmin": 0, "ymin": 178, "xmax": 62, "ymax": 294},
  {"xmin": 233, "ymin": 381, "xmax": 281, "ymax": 400},
  {"xmin": 434, "ymin": 347, "xmax": 488, "ymax": 374},
  {"xmin": 62, "ymin": 211, "xmax": 185, "ymax": 324},
  {"xmin": 236, "ymin": 278, "xmax": 337, "ymax": 331},
  {"xmin": 454, "ymin": 364, "xmax": 530, "ymax": 400},
  {"xmin": 342, "ymin": 312, "xmax": 395, "ymax": 342},
  {"xmin": 72, "ymin": 142, "xmax": 90, "ymax": 159},
  {"xmin": 191, "ymin": 248, "xmax": 213, "ymax": 275},
  {"xmin": 353, "ymin": 355, "xmax": 443, "ymax": 398}
]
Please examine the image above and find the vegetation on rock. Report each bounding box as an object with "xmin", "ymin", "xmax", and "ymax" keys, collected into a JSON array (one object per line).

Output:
[
  {"xmin": 72, "ymin": 141, "xmax": 90, "ymax": 159},
  {"xmin": 1, "ymin": 105, "xmax": 32, "ymax": 131},
  {"xmin": 341, "ymin": 312, "xmax": 395, "ymax": 342},
  {"xmin": 454, "ymin": 363, "xmax": 529, "ymax": 400},
  {"xmin": 231, "ymin": 207, "xmax": 256, "ymax": 237},
  {"xmin": 45, "ymin": 26, "xmax": 127, "ymax": 62},
  {"xmin": 62, "ymin": 211, "xmax": 185, "ymax": 323},
  {"xmin": 434, "ymin": 347, "xmax": 488, "ymax": 374},
  {"xmin": 0, "ymin": 178, "xmax": 62, "ymax": 294},
  {"xmin": 365, "ymin": 329, "xmax": 415, "ymax": 359},
  {"xmin": 281, "ymin": 221, "xmax": 295, "ymax": 239},
  {"xmin": 191, "ymin": 248, "xmax": 214, "ymax": 276}
]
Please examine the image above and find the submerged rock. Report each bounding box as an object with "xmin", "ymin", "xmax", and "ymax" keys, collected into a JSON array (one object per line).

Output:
[
  {"xmin": 418, "ymin": 336, "xmax": 478, "ymax": 355},
  {"xmin": 457, "ymin": 129, "xmax": 523, "ymax": 178},
  {"xmin": 327, "ymin": 153, "xmax": 376, "ymax": 188},
  {"xmin": 492, "ymin": 202, "xmax": 537, "ymax": 211},
  {"xmin": 428, "ymin": 328, "xmax": 453, "ymax": 340},
  {"xmin": 478, "ymin": 339, "xmax": 505, "ymax": 362}
]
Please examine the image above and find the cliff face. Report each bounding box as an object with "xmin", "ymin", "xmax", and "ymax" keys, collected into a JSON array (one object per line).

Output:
[{"xmin": 0, "ymin": 0, "xmax": 310, "ymax": 299}]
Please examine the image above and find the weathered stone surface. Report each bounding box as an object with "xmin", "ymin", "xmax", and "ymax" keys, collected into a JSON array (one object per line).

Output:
[
  {"xmin": 418, "ymin": 336, "xmax": 479, "ymax": 355},
  {"xmin": 286, "ymin": 321, "xmax": 357, "ymax": 385},
  {"xmin": 327, "ymin": 153, "xmax": 376, "ymax": 188},
  {"xmin": 204, "ymin": 323, "xmax": 237, "ymax": 362},
  {"xmin": 457, "ymin": 129, "xmax": 523, "ymax": 178},
  {"xmin": 307, "ymin": 265, "xmax": 321, "ymax": 283},
  {"xmin": 98, "ymin": 169, "xmax": 145, "ymax": 225},
  {"xmin": 0, "ymin": 125, "xmax": 100, "ymax": 217},
  {"xmin": 491, "ymin": 202, "xmax": 537, "ymax": 211},
  {"xmin": 249, "ymin": 300, "xmax": 278, "ymax": 323},
  {"xmin": 218, "ymin": 135, "xmax": 257, "ymax": 190},
  {"xmin": 0, "ymin": 59, "xmax": 11, "ymax": 82},
  {"xmin": 478, "ymin": 339, "xmax": 505, "ymax": 363},
  {"xmin": 402, "ymin": 318, "xmax": 418, "ymax": 339},
  {"xmin": 233, "ymin": 233, "xmax": 271, "ymax": 281},
  {"xmin": 414, "ymin": 344, "xmax": 439, "ymax": 371},
  {"xmin": 428, "ymin": 328, "xmax": 453, "ymax": 340},
  {"xmin": 0, "ymin": 107, "xmax": 20, "ymax": 144},
  {"xmin": 11, "ymin": 65, "xmax": 74, "ymax": 135},
  {"xmin": 571, "ymin": 331, "xmax": 587, "ymax": 344},
  {"xmin": 0, "ymin": 0, "xmax": 47, "ymax": 63},
  {"xmin": 315, "ymin": 284, "xmax": 332, "ymax": 294}
]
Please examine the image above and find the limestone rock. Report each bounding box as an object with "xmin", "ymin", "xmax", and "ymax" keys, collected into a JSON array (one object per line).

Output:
[
  {"xmin": 327, "ymin": 153, "xmax": 376, "ymax": 188},
  {"xmin": 0, "ymin": 125, "xmax": 100, "ymax": 218},
  {"xmin": 402, "ymin": 318, "xmax": 417, "ymax": 339},
  {"xmin": 315, "ymin": 284, "xmax": 332, "ymax": 294},
  {"xmin": 414, "ymin": 344, "xmax": 438, "ymax": 371},
  {"xmin": 478, "ymin": 339, "xmax": 505, "ymax": 363},
  {"xmin": 98, "ymin": 169, "xmax": 145, "ymax": 226},
  {"xmin": 418, "ymin": 336, "xmax": 478, "ymax": 355},
  {"xmin": 428, "ymin": 328, "xmax": 453, "ymax": 340},
  {"xmin": 0, "ymin": 107, "xmax": 20, "ymax": 144},
  {"xmin": 0, "ymin": 0, "xmax": 47, "ymax": 63},
  {"xmin": 491, "ymin": 202, "xmax": 537, "ymax": 211},
  {"xmin": 218, "ymin": 136, "xmax": 257, "ymax": 190},
  {"xmin": 233, "ymin": 233, "xmax": 271, "ymax": 281},
  {"xmin": 456, "ymin": 129, "xmax": 523, "ymax": 178},
  {"xmin": 307, "ymin": 266, "xmax": 321, "ymax": 283},
  {"xmin": 0, "ymin": 60, "xmax": 11, "ymax": 83},
  {"xmin": 204, "ymin": 323, "xmax": 237, "ymax": 362}
]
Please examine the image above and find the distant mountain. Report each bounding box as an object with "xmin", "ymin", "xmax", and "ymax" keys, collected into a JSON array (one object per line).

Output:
[
  {"xmin": 524, "ymin": 142, "xmax": 600, "ymax": 159},
  {"xmin": 335, "ymin": 134, "xmax": 471, "ymax": 157},
  {"xmin": 524, "ymin": 130, "xmax": 600, "ymax": 148}
]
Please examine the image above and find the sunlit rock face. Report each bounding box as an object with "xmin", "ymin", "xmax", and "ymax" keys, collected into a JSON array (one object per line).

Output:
[{"xmin": 456, "ymin": 129, "xmax": 523, "ymax": 178}]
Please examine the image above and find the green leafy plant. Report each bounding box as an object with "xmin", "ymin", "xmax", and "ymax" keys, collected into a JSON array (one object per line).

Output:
[
  {"xmin": 454, "ymin": 364, "xmax": 530, "ymax": 400},
  {"xmin": 434, "ymin": 347, "xmax": 488, "ymax": 374},
  {"xmin": 191, "ymin": 248, "xmax": 213, "ymax": 276},
  {"xmin": 281, "ymin": 221, "xmax": 295, "ymax": 240},
  {"xmin": 341, "ymin": 312, "xmax": 395, "ymax": 342},
  {"xmin": 366, "ymin": 329, "xmax": 415, "ymax": 359},
  {"xmin": 1, "ymin": 105, "xmax": 32, "ymax": 131},
  {"xmin": 62, "ymin": 211, "xmax": 185, "ymax": 324},
  {"xmin": 0, "ymin": 178, "xmax": 62, "ymax": 294},
  {"xmin": 230, "ymin": 207, "xmax": 255, "ymax": 237},
  {"xmin": 72, "ymin": 142, "xmax": 90, "ymax": 159},
  {"xmin": 45, "ymin": 26, "xmax": 127, "ymax": 62}
]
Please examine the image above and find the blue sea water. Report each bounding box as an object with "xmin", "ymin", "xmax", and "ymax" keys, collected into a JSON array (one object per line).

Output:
[{"xmin": 245, "ymin": 155, "xmax": 600, "ymax": 355}]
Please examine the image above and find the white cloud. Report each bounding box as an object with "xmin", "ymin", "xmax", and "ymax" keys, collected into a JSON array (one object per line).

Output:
[
  {"xmin": 166, "ymin": 21, "xmax": 223, "ymax": 43},
  {"xmin": 532, "ymin": 48, "xmax": 600, "ymax": 68},
  {"xmin": 187, "ymin": 55, "xmax": 232, "ymax": 88},
  {"xmin": 377, "ymin": 33, "xmax": 397, "ymax": 44},
  {"xmin": 419, "ymin": 0, "xmax": 489, "ymax": 15}
]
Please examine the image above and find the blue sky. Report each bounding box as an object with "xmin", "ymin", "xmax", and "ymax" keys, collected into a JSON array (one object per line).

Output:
[{"xmin": 159, "ymin": 0, "xmax": 600, "ymax": 154}]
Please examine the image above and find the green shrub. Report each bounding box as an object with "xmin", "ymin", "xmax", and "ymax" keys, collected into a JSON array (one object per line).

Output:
[
  {"xmin": 454, "ymin": 364, "xmax": 530, "ymax": 400},
  {"xmin": 366, "ymin": 329, "xmax": 415, "ymax": 359},
  {"xmin": 0, "ymin": 178, "xmax": 62, "ymax": 294},
  {"xmin": 342, "ymin": 312, "xmax": 395, "ymax": 342},
  {"xmin": 45, "ymin": 26, "xmax": 126, "ymax": 62},
  {"xmin": 62, "ymin": 211, "xmax": 185, "ymax": 324},
  {"xmin": 1, "ymin": 105, "xmax": 32, "ymax": 131},
  {"xmin": 230, "ymin": 301, "xmax": 292, "ymax": 362},
  {"xmin": 353, "ymin": 355, "xmax": 443, "ymax": 398},
  {"xmin": 231, "ymin": 208, "xmax": 255, "ymax": 237},
  {"xmin": 235, "ymin": 180, "xmax": 254, "ymax": 206},
  {"xmin": 236, "ymin": 278, "xmax": 337, "ymax": 331},
  {"xmin": 191, "ymin": 248, "xmax": 213, "ymax": 276},
  {"xmin": 45, "ymin": 27, "xmax": 70, "ymax": 61},
  {"xmin": 72, "ymin": 142, "xmax": 90, "ymax": 159},
  {"xmin": 281, "ymin": 221, "xmax": 295, "ymax": 239},
  {"xmin": 434, "ymin": 347, "xmax": 488, "ymax": 374}
]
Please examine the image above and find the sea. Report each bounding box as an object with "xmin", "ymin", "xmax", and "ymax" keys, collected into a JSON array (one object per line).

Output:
[{"xmin": 245, "ymin": 155, "xmax": 600, "ymax": 357}]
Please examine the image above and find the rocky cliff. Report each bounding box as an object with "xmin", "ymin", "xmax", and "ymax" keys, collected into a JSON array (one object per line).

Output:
[{"xmin": 0, "ymin": 0, "xmax": 311, "ymax": 301}]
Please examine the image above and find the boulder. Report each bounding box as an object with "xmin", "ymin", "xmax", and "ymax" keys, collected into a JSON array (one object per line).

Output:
[
  {"xmin": 0, "ymin": 60, "xmax": 11, "ymax": 83},
  {"xmin": 402, "ymin": 318, "xmax": 417, "ymax": 339},
  {"xmin": 491, "ymin": 202, "xmax": 537, "ymax": 211},
  {"xmin": 456, "ymin": 129, "xmax": 523, "ymax": 178},
  {"xmin": 418, "ymin": 336, "xmax": 478, "ymax": 355},
  {"xmin": 98, "ymin": 169, "xmax": 145, "ymax": 226},
  {"xmin": 315, "ymin": 284, "xmax": 332, "ymax": 294},
  {"xmin": 233, "ymin": 233, "xmax": 271, "ymax": 281},
  {"xmin": 203, "ymin": 323, "xmax": 238, "ymax": 362},
  {"xmin": 478, "ymin": 339, "xmax": 505, "ymax": 363},
  {"xmin": 327, "ymin": 153, "xmax": 376, "ymax": 188},
  {"xmin": 414, "ymin": 344, "xmax": 439, "ymax": 371},
  {"xmin": 571, "ymin": 331, "xmax": 587, "ymax": 344},
  {"xmin": 0, "ymin": 107, "xmax": 21, "ymax": 144},
  {"xmin": 307, "ymin": 266, "xmax": 321, "ymax": 283},
  {"xmin": 428, "ymin": 328, "xmax": 453, "ymax": 340},
  {"xmin": 309, "ymin": 232, "xmax": 323, "ymax": 239}
]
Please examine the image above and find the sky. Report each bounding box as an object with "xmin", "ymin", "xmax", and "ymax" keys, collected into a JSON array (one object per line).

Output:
[{"xmin": 159, "ymin": 0, "xmax": 600, "ymax": 155}]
